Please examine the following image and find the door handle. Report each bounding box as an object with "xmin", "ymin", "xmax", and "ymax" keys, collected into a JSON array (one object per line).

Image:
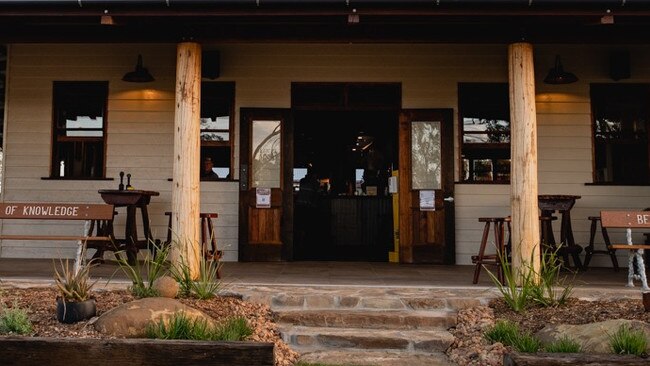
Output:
[{"xmin": 444, "ymin": 196, "xmax": 454, "ymax": 203}]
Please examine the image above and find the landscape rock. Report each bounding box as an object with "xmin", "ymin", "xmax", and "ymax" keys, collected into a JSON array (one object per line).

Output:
[
  {"xmin": 94, "ymin": 297, "xmax": 214, "ymax": 337},
  {"xmin": 152, "ymin": 275, "xmax": 179, "ymax": 298},
  {"xmin": 535, "ymin": 319, "xmax": 650, "ymax": 353}
]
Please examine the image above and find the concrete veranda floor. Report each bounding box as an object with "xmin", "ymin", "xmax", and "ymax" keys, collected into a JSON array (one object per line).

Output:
[{"xmin": 0, "ymin": 258, "xmax": 646, "ymax": 293}]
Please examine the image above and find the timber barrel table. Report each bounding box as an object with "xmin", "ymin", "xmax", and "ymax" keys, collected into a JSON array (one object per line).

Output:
[
  {"xmin": 98, "ymin": 189, "xmax": 159, "ymax": 263},
  {"xmin": 538, "ymin": 194, "xmax": 583, "ymax": 269}
]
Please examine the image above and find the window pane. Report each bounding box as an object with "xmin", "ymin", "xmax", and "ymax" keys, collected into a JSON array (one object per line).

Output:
[
  {"xmin": 252, "ymin": 120, "xmax": 281, "ymax": 188},
  {"xmin": 65, "ymin": 116, "xmax": 103, "ymax": 137},
  {"xmin": 473, "ymin": 159, "xmax": 493, "ymax": 182},
  {"xmin": 201, "ymin": 146, "xmax": 231, "ymax": 180},
  {"xmin": 463, "ymin": 118, "xmax": 510, "ymax": 143},
  {"xmin": 200, "ymin": 132, "xmax": 229, "ymax": 142},
  {"xmin": 201, "ymin": 116, "xmax": 229, "ymax": 131},
  {"xmin": 411, "ymin": 121, "xmax": 441, "ymax": 190},
  {"xmin": 55, "ymin": 141, "xmax": 104, "ymax": 178}
]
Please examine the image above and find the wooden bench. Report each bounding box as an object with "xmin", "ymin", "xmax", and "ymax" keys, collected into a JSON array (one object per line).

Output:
[
  {"xmin": 0, "ymin": 202, "xmax": 115, "ymax": 266},
  {"xmin": 600, "ymin": 211, "xmax": 650, "ymax": 290}
]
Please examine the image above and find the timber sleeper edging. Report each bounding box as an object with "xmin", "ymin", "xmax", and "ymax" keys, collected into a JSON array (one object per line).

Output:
[{"xmin": 0, "ymin": 337, "xmax": 275, "ymax": 366}]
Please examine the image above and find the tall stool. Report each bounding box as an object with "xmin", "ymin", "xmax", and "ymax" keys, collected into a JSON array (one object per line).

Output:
[
  {"xmin": 165, "ymin": 212, "xmax": 223, "ymax": 278},
  {"xmin": 472, "ymin": 217, "xmax": 510, "ymax": 284},
  {"xmin": 584, "ymin": 216, "xmax": 619, "ymax": 271},
  {"xmin": 539, "ymin": 215, "xmax": 582, "ymax": 269}
]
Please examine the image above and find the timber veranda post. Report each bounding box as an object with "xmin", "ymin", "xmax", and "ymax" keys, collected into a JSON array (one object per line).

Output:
[
  {"xmin": 508, "ymin": 42, "xmax": 541, "ymax": 282},
  {"xmin": 172, "ymin": 42, "xmax": 202, "ymax": 279}
]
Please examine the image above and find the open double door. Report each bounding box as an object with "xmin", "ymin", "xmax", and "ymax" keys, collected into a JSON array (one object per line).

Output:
[{"xmin": 239, "ymin": 108, "xmax": 454, "ymax": 264}]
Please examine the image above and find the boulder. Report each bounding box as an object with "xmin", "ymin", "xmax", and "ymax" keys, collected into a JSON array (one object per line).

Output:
[
  {"xmin": 94, "ymin": 297, "xmax": 214, "ymax": 338},
  {"xmin": 535, "ymin": 319, "xmax": 650, "ymax": 354},
  {"xmin": 153, "ymin": 275, "xmax": 180, "ymax": 298}
]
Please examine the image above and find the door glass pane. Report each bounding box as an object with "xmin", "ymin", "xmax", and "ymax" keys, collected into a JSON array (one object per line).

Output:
[
  {"xmin": 411, "ymin": 121, "xmax": 441, "ymax": 190},
  {"xmin": 252, "ymin": 120, "xmax": 281, "ymax": 188}
]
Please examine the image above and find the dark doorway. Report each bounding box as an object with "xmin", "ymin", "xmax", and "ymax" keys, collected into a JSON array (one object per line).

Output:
[{"xmin": 293, "ymin": 110, "xmax": 398, "ymax": 261}]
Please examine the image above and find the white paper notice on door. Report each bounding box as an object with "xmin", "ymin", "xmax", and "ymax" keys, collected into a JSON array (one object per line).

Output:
[
  {"xmin": 419, "ymin": 190, "xmax": 435, "ymax": 211},
  {"xmin": 256, "ymin": 187, "xmax": 271, "ymax": 208}
]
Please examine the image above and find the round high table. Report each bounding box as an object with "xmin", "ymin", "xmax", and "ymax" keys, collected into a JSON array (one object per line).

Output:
[{"xmin": 98, "ymin": 189, "xmax": 160, "ymax": 263}]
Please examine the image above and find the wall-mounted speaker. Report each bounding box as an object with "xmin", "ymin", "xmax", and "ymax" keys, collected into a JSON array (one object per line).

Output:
[
  {"xmin": 609, "ymin": 50, "xmax": 630, "ymax": 81},
  {"xmin": 202, "ymin": 50, "xmax": 220, "ymax": 79}
]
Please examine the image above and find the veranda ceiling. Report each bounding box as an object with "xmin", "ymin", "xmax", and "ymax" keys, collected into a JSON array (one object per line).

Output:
[{"xmin": 1, "ymin": 0, "xmax": 650, "ymax": 43}]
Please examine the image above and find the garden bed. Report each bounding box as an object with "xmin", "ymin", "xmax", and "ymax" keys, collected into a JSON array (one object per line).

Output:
[{"xmin": 0, "ymin": 286, "xmax": 298, "ymax": 366}]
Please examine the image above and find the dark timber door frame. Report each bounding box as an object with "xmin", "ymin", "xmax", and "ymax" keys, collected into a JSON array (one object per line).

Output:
[
  {"xmin": 398, "ymin": 109, "xmax": 455, "ymax": 264},
  {"xmin": 239, "ymin": 108, "xmax": 293, "ymax": 261}
]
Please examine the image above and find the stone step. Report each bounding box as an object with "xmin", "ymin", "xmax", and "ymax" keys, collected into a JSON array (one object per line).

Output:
[
  {"xmin": 270, "ymin": 293, "xmax": 483, "ymax": 311},
  {"xmin": 281, "ymin": 325, "xmax": 455, "ymax": 353},
  {"xmin": 298, "ymin": 349, "xmax": 455, "ymax": 366},
  {"xmin": 274, "ymin": 309, "xmax": 456, "ymax": 330}
]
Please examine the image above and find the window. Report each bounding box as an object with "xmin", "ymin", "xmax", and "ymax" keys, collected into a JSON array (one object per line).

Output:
[
  {"xmin": 458, "ymin": 83, "xmax": 510, "ymax": 183},
  {"xmin": 201, "ymin": 82, "xmax": 234, "ymax": 180},
  {"xmin": 591, "ymin": 84, "xmax": 650, "ymax": 184},
  {"xmin": 51, "ymin": 82, "xmax": 108, "ymax": 179}
]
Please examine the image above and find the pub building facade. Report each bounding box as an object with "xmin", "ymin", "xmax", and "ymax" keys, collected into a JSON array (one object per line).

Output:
[{"xmin": 1, "ymin": 1, "xmax": 650, "ymax": 271}]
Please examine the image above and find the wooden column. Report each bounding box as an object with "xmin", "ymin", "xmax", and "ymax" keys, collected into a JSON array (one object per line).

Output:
[
  {"xmin": 508, "ymin": 42, "xmax": 540, "ymax": 279},
  {"xmin": 172, "ymin": 42, "xmax": 202, "ymax": 278}
]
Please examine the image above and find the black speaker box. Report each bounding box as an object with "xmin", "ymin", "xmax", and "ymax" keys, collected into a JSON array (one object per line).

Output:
[
  {"xmin": 609, "ymin": 50, "xmax": 630, "ymax": 81},
  {"xmin": 202, "ymin": 50, "xmax": 220, "ymax": 79}
]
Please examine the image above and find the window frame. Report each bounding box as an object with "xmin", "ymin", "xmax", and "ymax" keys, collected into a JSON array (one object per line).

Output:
[
  {"xmin": 50, "ymin": 81, "xmax": 109, "ymax": 180},
  {"xmin": 590, "ymin": 83, "xmax": 650, "ymax": 185},
  {"xmin": 457, "ymin": 82, "xmax": 511, "ymax": 184},
  {"xmin": 200, "ymin": 81, "xmax": 235, "ymax": 181}
]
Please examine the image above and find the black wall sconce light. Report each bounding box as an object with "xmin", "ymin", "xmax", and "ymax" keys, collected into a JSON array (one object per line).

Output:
[
  {"xmin": 122, "ymin": 54, "xmax": 154, "ymax": 82},
  {"xmin": 543, "ymin": 55, "xmax": 578, "ymax": 84}
]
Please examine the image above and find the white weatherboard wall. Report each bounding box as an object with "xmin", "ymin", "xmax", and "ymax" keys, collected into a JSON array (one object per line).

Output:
[{"xmin": 2, "ymin": 43, "xmax": 650, "ymax": 267}]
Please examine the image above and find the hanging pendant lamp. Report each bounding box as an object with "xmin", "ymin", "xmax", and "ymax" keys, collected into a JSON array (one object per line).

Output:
[{"xmin": 122, "ymin": 54, "xmax": 154, "ymax": 83}]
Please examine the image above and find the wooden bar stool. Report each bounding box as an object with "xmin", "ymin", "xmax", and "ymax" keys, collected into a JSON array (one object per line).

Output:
[
  {"xmin": 584, "ymin": 216, "xmax": 619, "ymax": 271},
  {"xmin": 164, "ymin": 212, "xmax": 223, "ymax": 278},
  {"xmin": 539, "ymin": 215, "xmax": 582, "ymax": 269},
  {"xmin": 472, "ymin": 217, "xmax": 511, "ymax": 284}
]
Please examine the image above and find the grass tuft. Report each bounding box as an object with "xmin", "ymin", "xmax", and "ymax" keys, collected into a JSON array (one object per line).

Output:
[
  {"xmin": 544, "ymin": 335, "xmax": 583, "ymax": 353},
  {"xmin": 485, "ymin": 319, "xmax": 519, "ymax": 346},
  {"xmin": 146, "ymin": 311, "xmax": 251, "ymax": 341},
  {"xmin": 114, "ymin": 240, "xmax": 171, "ymax": 298},
  {"xmin": 511, "ymin": 332, "xmax": 543, "ymax": 353},
  {"xmin": 609, "ymin": 323, "xmax": 648, "ymax": 356}
]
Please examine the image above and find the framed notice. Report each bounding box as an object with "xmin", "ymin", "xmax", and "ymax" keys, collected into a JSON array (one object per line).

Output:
[
  {"xmin": 256, "ymin": 187, "xmax": 271, "ymax": 208},
  {"xmin": 419, "ymin": 190, "xmax": 435, "ymax": 211}
]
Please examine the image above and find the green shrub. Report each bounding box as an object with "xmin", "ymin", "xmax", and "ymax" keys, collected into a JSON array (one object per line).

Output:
[
  {"xmin": 0, "ymin": 301, "xmax": 33, "ymax": 335},
  {"xmin": 487, "ymin": 245, "xmax": 576, "ymax": 312},
  {"xmin": 511, "ymin": 332, "xmax": 542, "ymax": 353},
  {"xmin": 146, "ymin": 311, "xmax": 251, "ymax": 341},
  {"xmin": 191, "ymin": 259, "xmax": 222, "ymax": 300},
  {"xmin": 485, "ymin": 319, "xmax": 519, "ymax": 346},
  {"xmin": 169, "ymin": 239, "xmax": 222, "ymax": 300},
  {"xmin": 529, "ymin": 247, "xmax": 575, "ymax": 307},
  {"xmin": 485, "ymin": 250, "xmax": 535, "ymax": 313},
  {"xmin": 609, "ymin": 324, "xmax": 648, "ymax": 356},
  {"xmin": 114, "ymin": 240, "xmax": 171, "ymax": 298},
  {"xmin": 146, "ymin": 311, "xmax": 212, "ymax": 340},
  {"xmin": 544, "ymin": 335, "xmax": 582, "ymax": 353}
]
